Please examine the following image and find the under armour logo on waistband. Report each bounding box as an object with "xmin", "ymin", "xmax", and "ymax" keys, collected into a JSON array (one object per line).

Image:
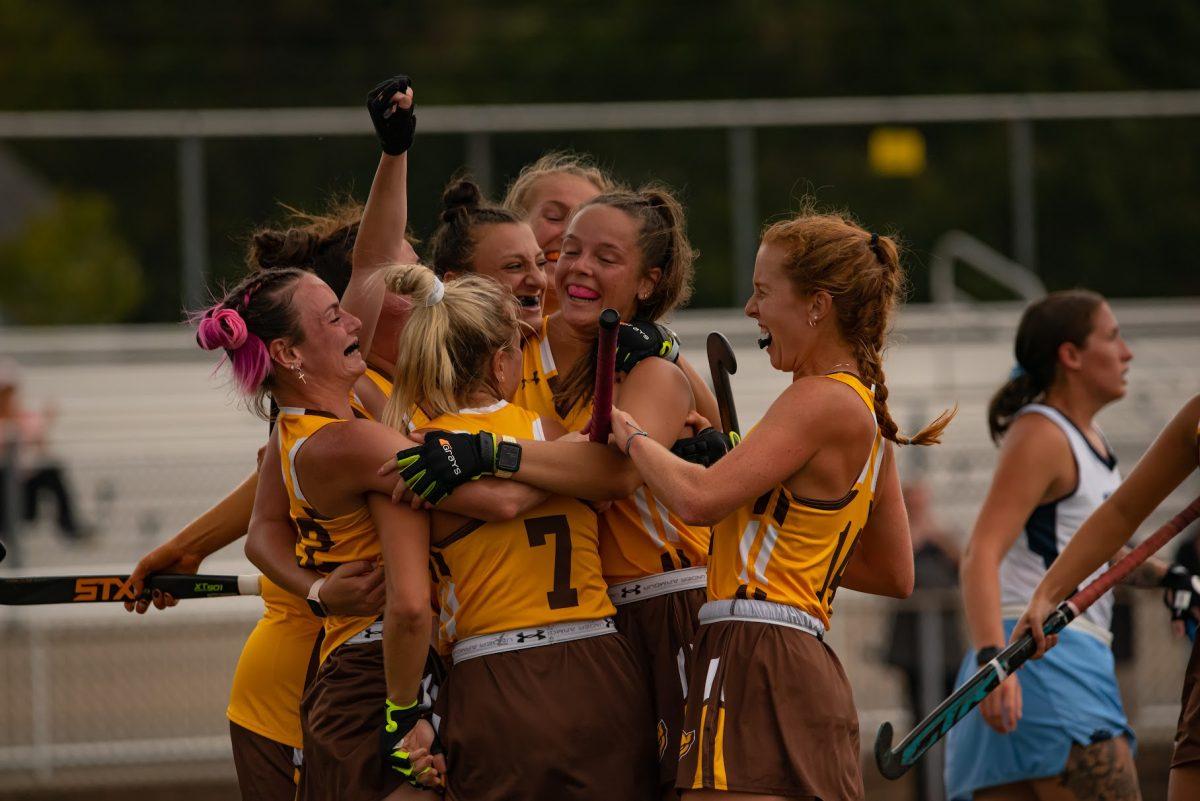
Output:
[
  {"xmin": 620, "ymin": 585, "xmax": 642, "ymax": 598},
  {"xmin": 516, "ymin": 630, "xmax": 547, "ymax": 643}
]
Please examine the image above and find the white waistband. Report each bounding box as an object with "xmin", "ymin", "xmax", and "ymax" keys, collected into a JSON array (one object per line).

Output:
[
  {"xmin": 452, "ymin": 618, "xmax": 616, "ymax": 663},
  {"xmin": 1001, "ymin": 605, "xmax": 1112, "ymax": 646},
  {"xmin": 607, "ymin": 566, "xmax": 707, "ymax": 606},
  {"xmin": 344, "ymin": 620, "xmax": 384, "ymax": 646},
  {"xmin": 699, "ymin": 599, "xmax": 826, "ymax": 640}
]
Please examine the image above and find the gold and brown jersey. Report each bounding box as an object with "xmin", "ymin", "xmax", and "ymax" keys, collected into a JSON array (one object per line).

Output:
[
  {"xmin": 422, "ymin": 400, "xmax": 614, "ymax": 649},
  {"xmin": 276, "ymin": 405, "xmax": 379, "ymax": 659},
  {"xmin": 708, "ymin": 373, "xmax": 885, "ymax": 628},
  {"xmin": 364, "ymin": 365, "xmax": 394, "ymax": 397},
  {"xmin": 225, "ymin": 576, "xmax": 322, "ymax": 748},
  {"xmin": 599, "ymin": 488, "xmax": 710, "ymax": 584},
  {"xmin": 515, "ymin": 315, "xmax": 709, "ymax": 583},
  {"xmin": 513, "ymin": 315, "xmax": 590, "ymax": 432}
]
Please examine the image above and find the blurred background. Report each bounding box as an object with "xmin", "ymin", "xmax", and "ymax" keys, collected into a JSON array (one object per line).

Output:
[{"xmin": 1, "ymin": 2, "xmax": 1199, "ymax": 799}]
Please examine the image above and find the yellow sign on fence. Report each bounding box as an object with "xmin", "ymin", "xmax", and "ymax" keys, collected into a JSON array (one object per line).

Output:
[{"xmin": 869, "ymin": 127, "xmax": 926, "ymax": 177}]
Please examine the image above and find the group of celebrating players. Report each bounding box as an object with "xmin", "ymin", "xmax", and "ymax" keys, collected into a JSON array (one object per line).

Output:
[{"xmin": 119, "ymin": 73, "xmax": 1200, "ymax": 801}]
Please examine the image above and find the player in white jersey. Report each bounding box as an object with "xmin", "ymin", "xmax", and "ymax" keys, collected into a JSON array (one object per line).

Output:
[
  {"xmin": 949, "ymin": 290, "xmax": 1166, "ymax": 800},
  {"xmin": 997, "ymin": 401, "xmax": 1121, "ymax": 639}
]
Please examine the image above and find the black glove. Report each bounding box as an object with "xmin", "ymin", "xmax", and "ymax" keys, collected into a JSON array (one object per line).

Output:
[
  {"xmin": 671, "ymin": 427, "xmax": 738, "ymax": 467},
  {"xmin": 381, "ymin": 699, "xmax": 438, "ymax": 787},
  {"xmin": 615, "ymin": 319, "xmax": 680, "ymax": 374},
  {"xmin": 367, "ymin": 75, "xmax": 417, "ymax": 156},
  {"xmin": 1162, "ymin": 564, "xmax": 1200, "ymax": 624},
  {"xmin": 395, "ymin": 430, "xmax": 500, "ymax": 505}
]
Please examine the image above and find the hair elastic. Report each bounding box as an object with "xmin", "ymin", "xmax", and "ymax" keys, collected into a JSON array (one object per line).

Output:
[
  {"xmin": 242, "ymin": 277, "xmax": 264, "ymax": 310},
  {"xmin": 1009, "ymin": 364, "xmax": 1027, "ymax": 381},
  {"xmin": 425, "ymin": 277, "xmax": 446, "ymax": 307}
]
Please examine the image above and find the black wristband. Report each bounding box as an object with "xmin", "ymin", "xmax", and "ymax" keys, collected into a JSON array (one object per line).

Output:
[{"xmin": 975, "ymin": 646, "xmax": 1002, "ymax": 666}]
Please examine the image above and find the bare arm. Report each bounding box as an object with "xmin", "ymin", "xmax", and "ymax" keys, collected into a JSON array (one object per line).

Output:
[
  {"xmin": 246, "ymin": 432, "xmax": 325, "ymax": 599},
  {"xmin": 513, "ymin": 358, "xmax": 693, "ymax": 500},
  {"xmin": 126, "ymin": 466, "xmax": 258, "ymax": 611},
  {"xmin": 960, "ymin": 415, "xmax": 1072, "ymax": 651},
  {"xmin": 354, "ymin": 373, "xmax": 389, "ymax": 420},
  {"xmin": 611, "ymin": 377, "xmax": 845, "ymax": 526},
  {"xmin": 838, "ymin": 443, "xmax": 914, "ymax": 598},
  {"xmin": 142, "ymin": 468, "xmax": 255, "ymax": 569},
  {"xmin": 677, "ymin": 354, "xmax": 721, "ymax": 431},
  {"xmin": 370, "ymin": 493, "xmax": 431, "ymax": 705},
  {"xmin": 323, "ymin": 419, "xmax": 548, "ymax": 520},
  {"xmin": 344, "ymin": 81, "xmax": 412, "ymax": 359}
]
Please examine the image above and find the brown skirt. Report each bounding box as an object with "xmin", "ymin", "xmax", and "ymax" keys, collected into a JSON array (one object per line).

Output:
[
  {"xmin": 298, "ymin": 640, "xmax": 401, "ymax": 801},
  {"xmin": 1173, "ymin": 632, "xmax": 1200, "ymax": 768},
  {"xmin": 230, "ymin": 720, "xmax": 299, "ymax": 801},
  {"xmin": 437, "ymin": 631, "xmax": 659, "ymax": 801},
  {"xmin": 677, "ymin": 619, "xmax": 864, "ymax": 800},
  {"xmin": 614, "ymin": 586, "xmax": 705, "ymax": 791}
]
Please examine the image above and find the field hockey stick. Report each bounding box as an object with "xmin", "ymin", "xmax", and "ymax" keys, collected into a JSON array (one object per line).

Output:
[
  {"xmin": 875, "ymin": 494, "xmax": 1200, "ymax": 779},
  {"xmin": 588, "ymin": 308, "xmax": 621, "ymax": 443},
  {"xmin": 706, "ymin": 332, "xmax": 740, "ymax": 435},
  {"xmin": 0, "ymin": 572, "xmax": 261, "ymax": 605}
]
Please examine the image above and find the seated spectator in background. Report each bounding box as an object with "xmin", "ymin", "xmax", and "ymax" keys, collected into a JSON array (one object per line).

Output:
[{"xmin": 0, "ymin": 358, "xmax": 89, "ymax": 542}]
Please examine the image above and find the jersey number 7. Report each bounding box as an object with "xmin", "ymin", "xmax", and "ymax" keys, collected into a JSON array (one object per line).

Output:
[{"xmin": 525, "ymin": 515, "xmax": 580, "ymax": 610}]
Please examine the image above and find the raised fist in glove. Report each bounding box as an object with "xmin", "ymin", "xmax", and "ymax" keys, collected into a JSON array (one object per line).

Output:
[{"xmin": 367, "ymin": 75, "xmax": 416, "ymax": 156}]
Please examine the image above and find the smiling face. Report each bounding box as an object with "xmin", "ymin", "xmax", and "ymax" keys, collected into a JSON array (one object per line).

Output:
[
  {"xmin": 744, "ymin": 242, "xmax": 814, "ymax": 373},
  {"xmin": 525, "ymin": 173, "xmax": 603, "ymax": 261},
  {"xmin": 523, "ymin": 173, "xmax": 603, "ymax": 306},
  {"xmin": 284, "ymin": 273, "xmax": 366, "ymax": 386},
  {"xmin": 465, "ymin": 222, "xmax": 548, "ymax": 327},
  {"xmin": 556, "ymin": 204, "xmax": 660, "ymax": 332},
  {"xmin": 1069, "ymin": 302, "xmax": 1133, "ymax": 403}
]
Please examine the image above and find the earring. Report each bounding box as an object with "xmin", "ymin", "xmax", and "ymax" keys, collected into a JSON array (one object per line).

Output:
[
  {"xmin": 292, "ymin": 363, "xmax": 306, "ymax": 384},
  {"xmin": 808, "ymin": 318, "xmax": 817, "ymax": 328}
]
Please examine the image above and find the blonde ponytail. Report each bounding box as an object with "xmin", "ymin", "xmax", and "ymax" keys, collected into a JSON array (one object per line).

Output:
[{"xmin": 380, "ymin": 264, "xmax": 522, "ymax": 427}]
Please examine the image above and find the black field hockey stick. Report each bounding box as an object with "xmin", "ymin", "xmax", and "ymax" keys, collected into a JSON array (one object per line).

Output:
[
  {"xmin": 706, "ymin": 332, "xmax": 740, "ymax": 435},
  {"xmin": 0, "ymin": 572, "xmax": 261, "ymax": 605},
  {"xmin": 875, "ymin": 494, "xmax": 1200, "ymax": 779}
]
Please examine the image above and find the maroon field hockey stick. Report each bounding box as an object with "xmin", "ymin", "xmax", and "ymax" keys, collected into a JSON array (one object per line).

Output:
[{"xmin": 587, "ymin": 308, "xmax": 621, "ymax": 443}]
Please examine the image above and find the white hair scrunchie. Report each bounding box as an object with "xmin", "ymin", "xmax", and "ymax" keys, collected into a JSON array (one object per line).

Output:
[{"xmin": 425, "ymin": 277, "xmax": 446, "ymax": 307}]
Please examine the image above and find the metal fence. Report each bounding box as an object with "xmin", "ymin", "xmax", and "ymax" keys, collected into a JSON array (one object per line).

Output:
[
  {"xmin": 4, "ymin": 90, "xmax": 1200, "ymax": 308},
  {"xmin": 1, "ymin": 303, "xmax": 1198, "ymax": 798}
]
